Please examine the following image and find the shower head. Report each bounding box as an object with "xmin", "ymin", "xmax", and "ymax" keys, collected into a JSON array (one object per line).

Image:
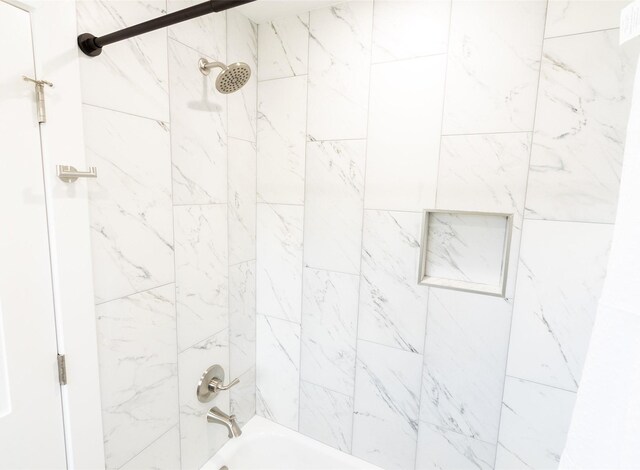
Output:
[{"xmin": 198, "ymin": 59, "xmax": 251, "ymax": 94}]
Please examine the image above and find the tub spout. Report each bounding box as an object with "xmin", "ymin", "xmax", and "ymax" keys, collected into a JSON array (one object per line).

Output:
[{"xmin": 207, "ymin": 406, "xmax": 242, "ymax": 438}]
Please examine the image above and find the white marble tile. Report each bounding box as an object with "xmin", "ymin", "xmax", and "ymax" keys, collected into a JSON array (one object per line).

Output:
[
  {"xmin": 178, "ymin": 329, "xmax": 230, "ymax": 470},
  {"xmin": 120, "ymin": 426, "xmax": 181, "ymax": 470},
  {"xmin": 167, "ymin": 0, "xmax": 226, "ymax": 59},
  {"xmin": 299, "ymin": 381, "xmax": 354, "ymax": 452},
  {"xmin": 169, "ymin": 40, "xmax": 227, "ymax": 205},
  {"xmin": 352, "ymin": 340, "xmax": 423, "ymax": 470},
  {"xmin": 365, "ymin": 55, "xmax": 446, "ymax": 211},
  {"xmin": 436, "ymin": 133, "xmax": 530, "ymax": 296},
  {"xmin": 425, "ymin": 212, "xmax": 509, "ymax": 288},
  {"xmin": 258, "ymin": 14, "xmax": 309, "ymax": 81},
  {"xmin": 256, "ymin": 315, "xmax": 300, "ymax": 430},
  {"xmin": 437, "ymin": 133, "xmax": 531, "ymax": 214},
  {"xmin": 525, "ymin": 29, "xmax": 639, "ymax": 223},
  {"xmin": 96, "ymin": 285, "xmax": 178, "ymax": 469},
  {"xmin": 304, "ymin": 140, "xmax": 366, "ymax": 274},
  {"xmin": 372, "ymin": 0, "xmax": 450, "ymax": 63},
  {"xmin": 358, "ymin": 210, "xmax": 429, "ymax": 354},
  {"xmin": 256, "ymin": 203, "xmax": 304, "ymax": 323},
  {"xmin": 545, "ymin": 0, "xmax": 627, "ymax": 38},
  {"xmin": 229, "ymin": 261, "xmax": 256, "ymax": 378},
  {"xmin": 174, "ymin": 204, "xmax": 228, "ymax": 352},
  {"xmin": 76, "ymin": 0, "xmax": 169, "ymax": 121},
  {"xmin": 228, "ymin": 138, "xmax": 257, "ymax": 265},
  {"xmin": 300, "ymin": 268, "xmax": 358, "ymax": 396},
  {"xmin": 85, "ymin": 105, "xmax": 173, "ymax": 304},
  {"xmin": 228, "ymin": 11, "xmax": 258, "ymax": 142},
  {"xmin": 416, "ymin": 423, "xmax": 496, "ymax": 470},
  {"xmin": 257, "ymin": 76, "xmax": 307, "ymax": 204},
  {"xmin": 507, "ymin": 220, "xmax": 612, "ymax": 391},
  {"xmin": 307, "ymin": 1, "xmax": 373, "ymax": 141},
  {"xmin": 230, "ymin": 366, "xmax": 256, "ymax": 427},
  {"xmin": 421, "ymin": 289, "xmax": 512, "ymax": 444},
  {"xmin": 495, "ymin": 377, "xmax": 577, "ymax": 470},
  {"xmin": 442, "ymin": 0, "xmax": 546, "ymax": 134}
]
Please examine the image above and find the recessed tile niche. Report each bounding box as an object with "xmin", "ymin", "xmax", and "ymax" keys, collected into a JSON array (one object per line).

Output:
[{"xmin": 419, "ymin": 210, "xmax": 513, "ymax": 297}]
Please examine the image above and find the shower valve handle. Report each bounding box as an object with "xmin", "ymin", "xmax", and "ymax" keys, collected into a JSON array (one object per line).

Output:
[
  {"xmin": 197, "ymin": 364, "xmax": 239, "ymax": 402},
  {"xmin": 208, "ymin": 376, "xmax": 239, "ymax": 393}
]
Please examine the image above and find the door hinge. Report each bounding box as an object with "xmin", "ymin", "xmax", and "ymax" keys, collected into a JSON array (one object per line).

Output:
[
  {"xmin": 23, "ymin": 76, "xmax": 53, "ymax": 123},
  {"xmin": 57, "ymin": 354, "xmax": 67, "ymax": 385}
]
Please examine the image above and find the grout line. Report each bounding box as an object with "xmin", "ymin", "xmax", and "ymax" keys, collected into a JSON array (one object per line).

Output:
[
  {"xmin": 492, "ymin": 1, "xmax": 549, "ymax": 463},
  {"xmin": 306, "ymin": 137, "xmax": 368, "ymax": 143},
  {"xmin": 418, "ymin": 418, "xmax": 498, "ymax": 448},
  {"xmin": 522, "ymin": 217, "xmax": 615, "ymax": 226},
  {"xmin": 296, "ymin": 16, "xmax": 313, "ymax": 432},
  {"xmin": 253, "ymin": 15, "xmax": 261, "ymax": 422},
  {"xmin": 229, "ymin": 258, "xmax": 257, "ymax": 268},
  {"xmin": 302, "ymin": 265, "xmax": 360, "ymax": 278},
  {"xmin": 364, "ymin": 207, "xmax": 423, "ymax": 215},
  {"xmin": 177, "ymin": 324, "xmax": 230, "ymax": 356},
  {"xmin": 357, "ymin": 337, "xmax": 423, "ymax": 355},
  {"xmin": 256, "ymin": 201, "xmax": 304, "ymax": 207},
  {"xmin": 82, "ymin": 102, "xmax": 169, "ymax": 125},
  {"xmin": 544, "ymin": 26, "xmax": 619, "ymax": 41},
  {"xmin": 504, "ymin": 374, "xmax": 578, "ymax": 395},
  {"xmin": 164, "ymin": 8, "xmax": 183, "ymax": 467},
  {"xmin": 432, "ymin": 0, "xmax": 453, "ymax": 216},
  {"xmin": 168, "ymin": 36, "xmax": 217, "ymax": 62},
  {"xmin": 350, "ymin": 0, "xmax": 377, "ymax": 456},
  {"xmin": 228, "ymin": 135, "xmax": 257, "ymax": 144},
  {"xmin": 413, "ymin": 1, "xmax": 455, "ymax": 466},
  {"xmin": 94, "ymin": 282, "xmax": 174, "ymax": 307},
  {"xmin": 257, "ymin": 73, "xmax": 309, "ymax": 84},
  {"xmin": 257, "ymin": 200, "xmax": 429, "ymax": 216},
  {"xmin": 441, "ymin": 130, "xmax": 532, "ymax": 137},
  {"xmin": 300, "ymin": 378, "xmax": 355, "ymax": 400},
  {"xmin": 172, "ymin": 201, "xmax": 228, "ymax": 207},
  {"xmin": 116, "ymin": 424, "xmax": 179, "ymax": 470}
]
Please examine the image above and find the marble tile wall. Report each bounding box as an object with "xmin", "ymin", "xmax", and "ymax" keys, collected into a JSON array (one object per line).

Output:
[
  {"xmin": 255, "ymin": 1, "xmax": 637, "ymax": 469},
  {"xmin": 77, "ymin": 1, "xmax": 257, "ymax": 468}
]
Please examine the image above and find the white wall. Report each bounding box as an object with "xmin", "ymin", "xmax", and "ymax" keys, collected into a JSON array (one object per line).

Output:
[
  {"xmin": 254, "ymin": 1, "xmax": 637, "ymax": 469},
  {"xmin": 560, "ymin": 45, "xmax": 640, "ymax": 470},
  {"xmin": 75, "ymin": 1, "xmax": 257, "ymax": 468}
]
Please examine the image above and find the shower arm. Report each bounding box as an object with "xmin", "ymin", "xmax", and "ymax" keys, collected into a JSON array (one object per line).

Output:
[
  {"xmin": 198, "ymin": 59, "xmax": 226, "ymax": 75},
  {"xmin": 77, "ymin": 0, "xmax": 256, "ymax": 57}
]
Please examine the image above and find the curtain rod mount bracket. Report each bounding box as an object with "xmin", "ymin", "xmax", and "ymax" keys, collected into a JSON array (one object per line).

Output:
[{"xmin": 78, "ymin": 34, "xmax": 102, "ymax": 57}]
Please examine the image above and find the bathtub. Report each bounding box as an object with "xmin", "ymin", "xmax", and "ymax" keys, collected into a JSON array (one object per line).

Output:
[{"xmin": 202, "ymin": 415, "xmax": 382, "ymax": 470}]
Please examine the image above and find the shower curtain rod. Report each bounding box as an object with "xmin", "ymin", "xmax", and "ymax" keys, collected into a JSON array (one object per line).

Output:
[{"xmin": 77, "ymin": 0, "xmax": 256, "ymax": 57}]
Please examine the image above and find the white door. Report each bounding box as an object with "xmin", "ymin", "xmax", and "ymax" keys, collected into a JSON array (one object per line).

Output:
[{"xmin": 0, "ymin": 1, "xmax": 68, "ymax": 468}]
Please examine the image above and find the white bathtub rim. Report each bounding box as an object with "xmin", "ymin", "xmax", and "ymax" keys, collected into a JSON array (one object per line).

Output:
[{"xmin": 201, "ymin": 415, "xmax": 382, "ymax": 470}]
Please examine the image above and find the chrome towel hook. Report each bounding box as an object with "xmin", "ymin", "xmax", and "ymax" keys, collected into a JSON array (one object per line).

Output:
[{"xmin": 56, "ymin": 165, "xmax": 98, "ymax": 183}]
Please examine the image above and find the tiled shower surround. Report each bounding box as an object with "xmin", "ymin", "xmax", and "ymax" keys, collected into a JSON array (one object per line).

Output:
[
  {"xmin": 75, "ymin": 0, "xmax": 637, "ymax": 469},
  {"xmin": 254, "ymin": 1, "xmax": 638, "ymax": 470},
  {"xmin": 77, "ymin": 0, "xmax": 256, "ymax": 468}
]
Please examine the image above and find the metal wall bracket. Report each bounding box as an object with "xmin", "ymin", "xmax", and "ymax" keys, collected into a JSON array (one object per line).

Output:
[{"xmin": 56, "ymin": 165, "xmax": 98, "ymax": 183}]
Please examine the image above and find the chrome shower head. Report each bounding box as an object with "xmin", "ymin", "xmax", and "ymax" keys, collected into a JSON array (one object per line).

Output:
[{"xmin": 198, "ymin": 59, "xmax": 251, "ymax": 94}]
